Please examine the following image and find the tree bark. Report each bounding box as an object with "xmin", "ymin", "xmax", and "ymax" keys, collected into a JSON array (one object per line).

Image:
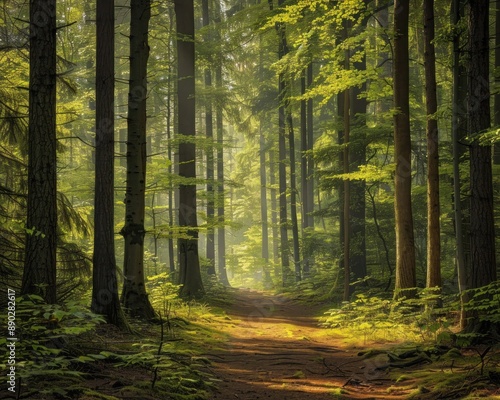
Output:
[
  {"xmin": 269, "ymin": 0, "xmax": 291, "ymax": 285},
  {"xmin": 166, "ymin": 3, "xmax": 176, "ymax": 276},
  {"xmin": 306, "ymin": 64, "xmax": 315, "ymax": 234},
  {"xmin": 494, "ymin": 0, "xmax": 500, "ymax": 164},
  {"xmin": 22, "ymin": 0, "xmax": 58, "ymax": 304},
  {"xmin": 350, "ymin": 66, "xmax": 367, "ymax": 284},
  {"xmin": 287, "ymin": 109, "xmax": 301, "ymax": 282},
  {"xmin": 423, "ymin": 0, "xmax": 441, "ymax": 290},
  {"xmin": 91, "ymin": 0, "xmax": 128, "ymax": 328},
  {"xmin": 260, "ymin": 125, "xmax": 272, "ymax": 288},
  {"xmin": 174, "ymin": 0, "xmax": 204, "ymax": 297},
  {"xmin": 300, "ymin": 70, "xmax": 308, "ymax": 272},
  {"xmin": 467, "ymin": 0, "xmax": 496, "ymax": 294},
  {"xmin": 120, "ymin": 0, "xmax": 155, "ymax": 318},
  {"xmin": 269, "ymin": 148, "xmax": 280, "ymax": 274},
  {"xmin": 202, "ymin": 0, "xmax": 216, "ymax": 277},
  {"xmin": 214, "ymin": 3, "xmax": 230, "ymax": 287},
  {"xmin": 301, "ymin": 64, "xmax": 315, "ymax": 276},
  {"xmin": 451, "ymin": 0, "xmax": 468, "ymax": 328},
  {"xmin": 343, "ymin": 89, "xmax": 351, "ymax": 302},
  {"xmin": 393, "ymin": 0, "xmax": 416, "ymax": 298}
]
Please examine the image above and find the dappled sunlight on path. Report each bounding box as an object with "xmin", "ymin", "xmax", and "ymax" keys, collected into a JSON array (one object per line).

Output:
[{"xmin": 205, "ymin": 289, "xmax": 406, "ymax": 400}]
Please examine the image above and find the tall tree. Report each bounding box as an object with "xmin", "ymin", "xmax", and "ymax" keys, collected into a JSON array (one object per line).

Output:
[
  {"xmin": 287, "ymin": 109, "xmax": 301, "ymax": 282},
  {"xmin": 270, "ymin": 0, "xmax": 292, "ymax": 285},
  {"xmin": 215, "ymin": 2, "xmax": 230, "ymax": 286},
  {"xmin": 306, "ymin": 63, "xmax": 315, "ymax": 234},
  {"xmin": 174, "ymin": 0, "xmax": 204, "ymax": 297},
  {"xmin": 166, "ymin": 3, "xmax": 176, "ymax": 276},
  {"xmin": 451, "ymin": 0, "xmax": 467, "ymax": 327},
  {"xmin": 300, "ymin": 68, "xmax": 311, "ymax": 276},
  {"xmin": 349, "ymin": 21, "xmax": 367, "ymax": 284},
  {"xmin": 494, "ymin": 0, "xmax": 500, "ymax": 164},
  {"xmin": 22, "ymin": 0, "xmax": 57, "ymax": 303},
  {"xmin": 466, "ymin": 0, "xmax": 497, "ymax": 331},
  {"xmin": 259, "ymin": 125, "xmax": 272, "ymax": 288},
  {"xmin": 91, "ymin": 0, "xmax": 128, "ymax": 328},
  {"xmin": 202, "ymin": 0, "xmax": 216, "ymax": 277},
  {"xmin": 342, "ymin": 88, "xmax": 351, "ymax": 302},
  {"xmin": 423, "ymin": 0, "xmax": 441, "ymax": 290},
  {"xmin": 120, "ymin": 0, "xmax": 155, "ymax": 318},
  {"xmin": 393, "ymin": 0, "xmax": 416, "ymax": 297}
]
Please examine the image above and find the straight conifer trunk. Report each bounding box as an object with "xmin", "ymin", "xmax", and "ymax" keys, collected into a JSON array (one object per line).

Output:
[
  {"xmin": 467, "ymin": 0, "xmax": 496, "ymax": 317},
  {"xmin": 202, "ymin": 0, "xmax": 216, "ymax": 276},
  {"xmin": 214, "ymin": 2, "xmax": 230, "ymax": 286},
  {"xmin": 306, "ymin": 64, "xmax": 315, "ymax": 232},
  {"xmin": 174, "ymin": 0, "xmax": 204, "ymax": 297},
  {"xmin": 166, "ymin": 4, "xmax": 176, "ymax": 275},
  {"xmin": 300, "ymin": 64, "xmax": 315, "ymax": 276},
  {"xmin": 22, "ymin": 0, "xmax": 57, "ymax": 304},
  {"xmin": 260, "ymin": 126, "xmax": 272, "ymax": 287},
  {"xmin": 423, "ymin": 0, "xmax": 441, "ymax": 290},
  {"xmin": 269, "ymin": 149, "xmax": 280, "ymax": 271},
  {"xmin": 393, "ymin": 0, "xmax": 416, "ymax": 297},
  {"xmin": 350, "ymin": 59, "xmax": 367, "ymax": 283},
  {"xmin": 494, "ymin": 0, "xmax": 500, "ymax": 164},
  {"xmin": 451, "ymin": 0, "xmax": 467, "ymax": 328},
  {"xmin": 342, "ymin": 89, "xmax": 351, "ymax": 302},
  {"xmin": 120, "ymin": 0, "xmax": 155, "ymax": 318},
  {"xmin": 91, "ymin": 0, "xmax": 127, "ymax": 328}
]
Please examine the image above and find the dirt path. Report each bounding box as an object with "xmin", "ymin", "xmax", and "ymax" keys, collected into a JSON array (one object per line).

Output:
[{"xmin": 206, "ymin": 289, "xmax": 405, "ymax": 400}]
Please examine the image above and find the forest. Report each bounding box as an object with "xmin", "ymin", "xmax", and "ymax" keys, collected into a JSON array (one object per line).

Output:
[{"xmin": 1, "ymin": 0, "xmax": 500, "ymax": 398}]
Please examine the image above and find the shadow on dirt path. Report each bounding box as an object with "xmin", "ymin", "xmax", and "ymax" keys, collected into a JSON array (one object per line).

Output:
[{"xmin": 205, "ymin": 289, "xmax": 406, "ymax": 400}]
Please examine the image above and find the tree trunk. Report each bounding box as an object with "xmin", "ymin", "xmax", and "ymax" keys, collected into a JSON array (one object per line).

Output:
[
  {"xmin": 451, "ymin": 0, "xmax": 468, "ymax": 328},
  {"xmin": 269, "ymin": 148, "xmax": 280, "ymax": 274},
  {"xmin": 272, "ymin": 0, "xmax": 293, "ymax": 285},
  {"xmin": 166, "ymin": 4, "xmax": 176, "ymax": 276},
  {"xmin": 343, "ymin": 89, "xmax": 351, "ymax": 302},
  {"xmin": 286, "ymin": 110, "xmax": 301, "ymax": 282},
  {"xmin": 174, "ymin": 0, "xmax": 204, "ymax": 297},
  {"xmin": 215, "ymin": 3, "xmax": 230, "ymax": 287},
  {"xmin": 494, "ymin": 0, "xmax": 500, "ymax": 164},
  {"xmin": 423, "ymin": 0, "xmax": 441, "ymax": 290},
  {"xmin": 393, "ymin": 0, "xmax": 416, "ymax": 298},
  {"xmin": 466, "ymin": 0, "xmax": 497, "ymax": 333},
  {"xmin": 120, "ymin": 0, "xmax": 155, "ymax": 318},
  {"xmin": 22, "ymin": 0, "xmax": 57, "ymax": 304},
  {"xmin": 306, "ymin": 64, "xmax": 315, "ymax": 234},
  {"xmin": 301, "ymin": 64, "xmax": 315, "ymax": 276},
  {"xmin": 350, "ymin": 42, "xmax": 367, "ymax": 283},
  {"xmin": 91, "ymin": 0, "xmax": 128, "ymax": 328},
  {"xmin": 260, "ymin": 125, "xmax": 272, "ymax": 288},
  {"xmin": 202, "ymin": 0, "xmax": 216, "ymax": 277},
  {"xmin": 300, "ymin": 70, "xmax": 308, "ymax": 273},
  {"xmin": 337, "ymin": 92, "xmax": 345, "ymax": 293}
]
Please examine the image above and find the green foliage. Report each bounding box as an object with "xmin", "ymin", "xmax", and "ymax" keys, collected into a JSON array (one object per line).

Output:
[
  {"xmin": 147, "ymin": 272, "xmax": 183, "ymax": 317},
  {"xmin": 454, "ymin": 281, "xmax": 500, "ymax": 346},
  {"xmin": 320, "ymin": 289, "xmax": 454, "ymax": 345},
  {"xmin": 0, "ymin": 295, "xmax": 105, "ymax": 397}
]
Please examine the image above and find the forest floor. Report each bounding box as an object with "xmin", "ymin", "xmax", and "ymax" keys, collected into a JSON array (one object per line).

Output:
[
  {"xmin": 205, "ymin": 288, "xmax": 417, "ymax": 400},
  {"xmin": 203, "ymin": 289, "xmax": 500, "ymax": 400},
  {"xmin": 8, "ymin": 288, "xmax": 500, "ymax": 400}
]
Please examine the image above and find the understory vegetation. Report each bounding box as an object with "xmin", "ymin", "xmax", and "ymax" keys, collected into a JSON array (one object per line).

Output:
[{"xmin": 3, "ymin": 277, "xmax": 499, "ymax": 399}]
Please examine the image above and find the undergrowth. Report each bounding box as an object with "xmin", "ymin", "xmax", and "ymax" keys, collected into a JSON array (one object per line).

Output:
[
  {"xmin": 1, "ymin": 276, "xmax": 232, "ymax": 400},
  {"xmin": 319, "ymin": 288, "xmax": 454, "ymax": 345},
  {"xmin": 319, "ymin": 283, "xmax": 500, "ymax": 399}
]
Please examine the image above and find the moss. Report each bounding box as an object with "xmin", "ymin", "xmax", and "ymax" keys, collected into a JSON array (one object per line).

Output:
[{"xmin": 82, "ymin": 390, "xmax": 120, "ymax": 400}]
